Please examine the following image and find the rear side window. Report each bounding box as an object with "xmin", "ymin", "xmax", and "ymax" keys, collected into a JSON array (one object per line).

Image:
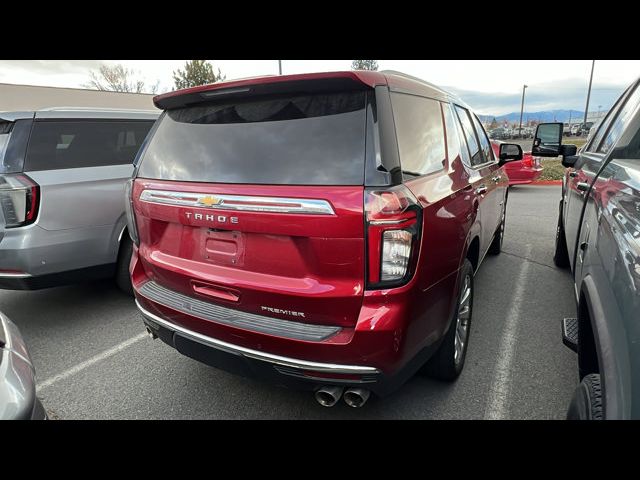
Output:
[
  {"xmin": 442, "ymin": 103, "xmax": 469, "ymax": 165},
  {"xmin": 390, "ymin": 93, "xmax": 446, "ymax": 176},
  {"xmin": 25, "ymin": 120, "xmax": 155, "ymax": 171},
  {"xmin": 598, "ymin": 83, "xmax": 640, "ymax": 154},
  {"xmin": 0, "ymin": 122, "xmax": 11, "ymax": 164},
  {"xmin": 454, "ymin": 105, "xmax": 484, "ymax": 166},
  {"xmin": 472, "ymin": 114, "xmax": 495, "ymax": 163},
  {"xmin": 137, "ymin": 91, "xmax": 367, "ymax": 185},
  {"xmin": 0, "ymin": 120, "xmax": 32, "ymax": 174}
]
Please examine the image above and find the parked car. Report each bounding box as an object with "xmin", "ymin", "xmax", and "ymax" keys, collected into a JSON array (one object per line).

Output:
[
  {"xmin": 537, "ymin": 76, "xmax": 640, "ymax": 419},
  {"xmin": 570, "ymin": 123, "xmax": 581, "ymax": 136},
  {"xmin": 0, "ymin": 311, "xmax": 46, "ymax": 419},
  {"xmin": 563, "ymin": 122, "xmax": 571, "ymax": 136},
  {"xmin": 490, "ymin": 127, "xmax": 510, "ymax": 140},
  {"xmin": 0, "ymin": 108, "xmax": 158, "ymax": 294},
  {"xmin": 579, "ymin": 122, "xmax": 594, "ymax": 137},
  {"xmin": 513, "ymin": 126, "xmax": 533, "ymax": 139},
  {"xmin": 128, "ymin": 70, "xmax": 523, "ymax": 407},
  {"xmin": 491, "ymin": 141, "xmax": 543, "ymax": 185}
]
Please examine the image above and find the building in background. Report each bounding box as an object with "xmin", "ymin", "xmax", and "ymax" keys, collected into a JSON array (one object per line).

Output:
[
  {"xmin": 586, "ymin": 110, "xmax": 608, "ymax": 123},
  {"xmin": 0, "ymin": 83, "xmax": 157, "ymax": 111}
]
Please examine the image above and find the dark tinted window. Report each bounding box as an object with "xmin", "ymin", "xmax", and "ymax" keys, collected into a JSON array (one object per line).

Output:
[
  {"xmin": 25, "ymin": 120, "xmax": 154, "ymax": 171},
  {"xmin": 472, "ymin": 114, "xmax": 494, "ymax": 163},
  {"xmin": 442, "ymin": 103, "xmax": 468, "ymax": 165},
  {"xmin": 454, "ymin": 105, "xmax": 483, "ymax": 166},
  {"xmin": 599, "ymin": 83, "xmax": 640, "ymax": 154},
  {"xmin": 0, "ymin": 120, "xmax": 31, "ymax": 174},
  {"xmin": 0, "ymin": 123, "xmax": 11, "ymax": 165},
  {"xmin": 137, "ymin": 92, "xmax": 367, "ymax": 185},
  {"xmin": 586, "ymin": 84, "xmax": 633, "ymax": 153},
  {"xmin": 390, "ymin": 93, "xmax": 446, "ymax": 176}
]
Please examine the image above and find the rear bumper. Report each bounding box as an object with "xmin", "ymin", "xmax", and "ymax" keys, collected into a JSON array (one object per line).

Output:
[
  {"xmin": 0, "ymin": 264, "xmax": 116, "ymax": 290},
  {"xmin": 136, "ymin": 299, "xmax": 441, "ymax": 396},
  {"xmin": 137, "ymin": 300, "xmax": 386, "ymax": 385},
  {"xmin": 134, "ymin": 282, "xmax": 444, "ymax": 396},
  {"xmin": 0, "ymin": 223, "xmax": 118, "ymax": 281}
]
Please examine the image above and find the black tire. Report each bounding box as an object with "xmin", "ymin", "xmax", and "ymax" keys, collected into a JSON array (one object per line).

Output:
[
  {"xmin": 554, "ymin": 200, "xmax": 570, "ymax": 268},
  {"xmin": 488, "ymin": 195, "xmax": 507, "ymax": 255},
  {"xmin": 421, "ymin": 259, "xmax": 474, "ymax": 381},
  {"xmin": 115, "ymin": 235, "xmax": 134, "ymax": 296},
  {"xmin": 566, "ymin": 373, "xmax": 603, "ymax": 420}
]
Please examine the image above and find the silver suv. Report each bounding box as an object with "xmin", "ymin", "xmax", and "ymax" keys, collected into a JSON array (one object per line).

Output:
[{"xmin": 0, "ymin": 108, "xmax": 158, "ymax": 293}]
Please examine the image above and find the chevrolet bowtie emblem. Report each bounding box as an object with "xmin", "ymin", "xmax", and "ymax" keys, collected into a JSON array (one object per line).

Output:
[{"xmin": 199, "ymin": 196, "xmax": 221, "ymax": 206}]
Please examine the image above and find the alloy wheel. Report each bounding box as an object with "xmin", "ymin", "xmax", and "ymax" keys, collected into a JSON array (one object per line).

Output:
[{"xmin": 454, "ymin": 274, "xmax": 472, "ymax": 365}]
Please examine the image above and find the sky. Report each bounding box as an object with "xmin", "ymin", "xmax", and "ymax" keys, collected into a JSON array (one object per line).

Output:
[{"xmin": 1, "ymin": 60, "xmax": 638, "ymax": 116}]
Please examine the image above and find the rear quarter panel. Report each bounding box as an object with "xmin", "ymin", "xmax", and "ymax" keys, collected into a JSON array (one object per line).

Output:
[
  {"xmin": 403, "ymin": 151, "xmax": 479, "ymax": 354},
  {"xmin": 26, "ymin": 164, "xmax": 132, "ymax": 267}
]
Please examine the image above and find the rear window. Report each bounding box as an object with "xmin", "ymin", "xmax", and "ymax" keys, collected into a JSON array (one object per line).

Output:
[
  {"xmin": 25, "ymin": 120, "xmax": 155, "ymax": 171},
  {"xmin": 137, "ymin": 91, "xmax": 367, "ymax": 185}
]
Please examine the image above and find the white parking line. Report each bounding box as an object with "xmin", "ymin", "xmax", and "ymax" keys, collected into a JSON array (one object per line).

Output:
[
  {"xmin": 36, "ymin": 332, "xmax": 148, "ymax": 392},
  {"xmin": 484, "ymin": 245, "xmax": 533, "ymax": 420}
]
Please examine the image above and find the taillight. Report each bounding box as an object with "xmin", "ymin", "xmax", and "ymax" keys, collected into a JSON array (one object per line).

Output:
[
  {"xmin": 0, "ymin": 174, "xmax": 39, "ymax": 228},
  {"xmin": 522, "ymin": 153, "xmax": 533, "ymax": 168},
  {"xmin": 365, "ymin": 185, "xmax": 422, "ymax": 288},
  {"xmin": 125, "ymin": 179, "xmax": 140, "ymax": 246}
]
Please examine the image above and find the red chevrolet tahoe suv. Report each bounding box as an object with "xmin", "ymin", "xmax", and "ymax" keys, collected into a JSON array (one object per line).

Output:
[{"xmin": 127, "ymin": 71, "xmax": 522, "ymax": 407}]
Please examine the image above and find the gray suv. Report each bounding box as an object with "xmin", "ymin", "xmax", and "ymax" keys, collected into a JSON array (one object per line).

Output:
[{"xmin": 0, "ymin": 108, "xmax": 158, "ymax": 293}]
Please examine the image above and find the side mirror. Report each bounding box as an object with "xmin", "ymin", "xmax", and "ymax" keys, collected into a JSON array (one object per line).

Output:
[
  {"xmin": 498, "ymin": 143, "xmax": 523, "ymax": 166},
  {"xmin": 532, "ymin": 122, "xmax": 563, "ymax": 157},
  {"xmin": 560, "ymin": 145, "xmax": 579, "ymax": 168}
]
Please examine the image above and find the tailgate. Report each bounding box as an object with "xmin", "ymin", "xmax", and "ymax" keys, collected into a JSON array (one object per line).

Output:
[{"xmin": 133, "ymin": 180, "xmax": 365, "ymax": 328}]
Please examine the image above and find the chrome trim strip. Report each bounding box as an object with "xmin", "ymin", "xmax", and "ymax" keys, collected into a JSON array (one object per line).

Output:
[
  {"xmin": 139, "ymin": 190, "xmax": 335, "ymax": 215},
  {"xmin": 369, "ymin": 219, "xmax": 407, "ymax": 225},
  {"xmin": 0, "ymin": 272, "xmax": 31, "ymax": 278},
  {"xmin": 135, "ymin": 300, "xmax": 380, "ymax": 375}
]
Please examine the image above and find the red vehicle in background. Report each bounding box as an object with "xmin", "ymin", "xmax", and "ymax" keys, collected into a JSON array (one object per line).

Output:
[{"xmin": 491, "ymin": 141, "xmax": 543, "ymax": 185}]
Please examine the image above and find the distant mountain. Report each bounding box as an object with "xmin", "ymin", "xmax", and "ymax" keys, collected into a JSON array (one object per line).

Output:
[{"xmin": 479, "ymin": 110, "xmax": 586, "ymax": 125}]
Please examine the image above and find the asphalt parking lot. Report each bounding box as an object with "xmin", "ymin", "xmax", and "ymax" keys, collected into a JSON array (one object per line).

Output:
[{"xmin": 0, "ymin": 185, "xmax": 578, "ymax": 419}]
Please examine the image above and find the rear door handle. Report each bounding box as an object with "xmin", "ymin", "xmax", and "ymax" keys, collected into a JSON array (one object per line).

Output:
[
  {"xmin": 577, "ymin": 182, "xmax": 590, "ymax": 192},
  {"xmin": 569, "ymin": 171, "xmax": 578, "ymax": 178},
  {"xmin": 476, "ymin": 185, "xmax": 488, "ymax": 195}
]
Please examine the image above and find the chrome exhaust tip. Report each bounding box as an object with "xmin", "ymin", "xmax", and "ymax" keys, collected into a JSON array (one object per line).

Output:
[
  {"xmin": 314, "ymin": 386, "xmax": 344, "ymax": 407},
  {"xmin": 343, "ymin": 388, "xmax": 371, "ymax": 408},
  {"xmin": 145, "ymin": 326, "xmax": 157, "ymax": 340}
]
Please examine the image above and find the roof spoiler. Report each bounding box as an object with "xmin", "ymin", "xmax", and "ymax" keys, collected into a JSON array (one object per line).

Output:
[{"xmin": 153, "ymin": 71, "xmax": 385, "ymax": 110}]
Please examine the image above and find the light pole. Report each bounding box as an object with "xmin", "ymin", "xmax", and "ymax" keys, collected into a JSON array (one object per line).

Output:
[
  {"xmin": 278, "ymin": 60, "xmax": 282, "ymax": 75},
  {"xmin": 518, "ymin": 84, "xmax": 528, "ymax": 136},
  {"xmin": 583, "ymin": 60, "xmax": 595, "ymax": 125}
]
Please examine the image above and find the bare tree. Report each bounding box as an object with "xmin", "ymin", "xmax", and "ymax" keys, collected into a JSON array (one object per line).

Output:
[
  {"xmin": 84, "ymin": 64, "xmax": 159, "ymax": 94},
  {"xmin": 351, "ymin": 60, "xmax": 379, "ymax": 71}
]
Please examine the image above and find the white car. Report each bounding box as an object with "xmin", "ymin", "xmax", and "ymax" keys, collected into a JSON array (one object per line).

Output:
[{"xmin": 570, "ymin": 124, "xmax": 581, "ymax": 136}]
